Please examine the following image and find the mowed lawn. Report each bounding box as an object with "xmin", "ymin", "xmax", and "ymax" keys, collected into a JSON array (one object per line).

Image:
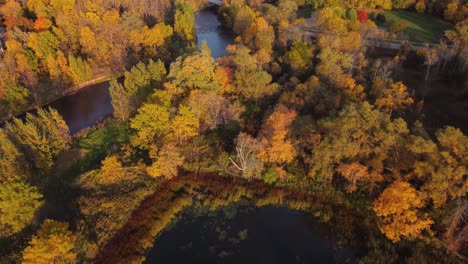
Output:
[{"xmin": 380, "ymin": 11, "xmax": 452, "ymax": 43}]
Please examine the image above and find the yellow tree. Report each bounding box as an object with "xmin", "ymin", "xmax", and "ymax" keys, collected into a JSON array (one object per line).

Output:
[
  {"xmin": 375, "ymin": 81, "xmax": 414, "ymax": 116},
  {"xmin": 242, "ymin": 16, "xmax": 275, "ymax": 53},
  {"xmin": 0, "ymin": 178, "xmax": 43, "ymax": 237},
  {"xmin": 170, "ymin": 105, "xmax": 199, "ymax": 143},
  {"xmin": 233, "ymin": 5, "xmax": 256, "ymax": 35},
  {"xmin": 130, "ymin": 102, "xmax": 171, "ymax": 149},
  {"xmin": 0, "ymin": 130, "xmax": 23, "ymax": 179},
  {"xmin": 129, "ymin": 23, "xmax": 173, "ymax": 51},
  {"xmin": 98, "ymin": 156, "xmax": 126, "ymax": 185},
  {"xmin": 258, "ymin": 105, "xmax": 297, "ymax": 172},
  {"xmin": 174, "ymin": 2, "xmax": 195, "ymax": 41},
  {"xmin": 315, "ymin": 7, "xmax": 348, "ymax": 34},
  {"xmin": 147, "ymin": 144, "xmax": 184, "ymax": 179},
  {"xmin": 373, "ymin": 181, "xmax": 433, "ymax": 242},
  {"xmin": 22, "ymin": 219, "xmax": 77, "ymax": 264},
  {"xmin": 409, "ymin": 127, "xmax": 468, "ymax": 207},
  {"xmin": 336, "ymin": 162, "xmax": 370, "ymax": 193},
  {"xmin": 0, "ymin": 0, "xmax": 23, "ymax": 18}
]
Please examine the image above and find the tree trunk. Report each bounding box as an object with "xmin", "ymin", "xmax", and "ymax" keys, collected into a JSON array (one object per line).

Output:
[
  {"xmin": 442, "ymin": 56, "xmax": 448, "ymax": 71},
  {"xmin": 425, "ymin": 64, "xmax": 431, "ymax": 81}
]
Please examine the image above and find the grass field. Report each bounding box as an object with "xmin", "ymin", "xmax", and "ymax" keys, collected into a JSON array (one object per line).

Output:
[{"xmin": 379, "ymin": 11, "xmax": 452, "ymax": 43}]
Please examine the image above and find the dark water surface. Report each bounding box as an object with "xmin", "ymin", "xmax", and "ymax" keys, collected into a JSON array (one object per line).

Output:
[
  {"xmin": 145, "ymin": 206, "xmax": 353, "ymax": 264},
  {"xmin": 49, "ymin": 81, "xmax": 113, "ymax": 134},
  {"xmin": 195, "ymin": 9, "xmax": 235, "ymax": 59}
]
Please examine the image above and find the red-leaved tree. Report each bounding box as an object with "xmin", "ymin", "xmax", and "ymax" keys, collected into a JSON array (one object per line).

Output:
[{"xmin": 357, "ymin": 10, "xmax": 368, "ymax": 22}]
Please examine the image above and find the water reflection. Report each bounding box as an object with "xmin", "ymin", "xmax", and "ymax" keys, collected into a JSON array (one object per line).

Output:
[{"xmin": 145, "ymin": 205, "xmax": 353, "ymax": 263}]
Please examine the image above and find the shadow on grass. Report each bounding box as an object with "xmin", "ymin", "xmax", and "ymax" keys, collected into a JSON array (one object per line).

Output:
[
  {"xmin": 381, "ymin": 11, "xmax": 452, "ymax": 43},
  {"xmin": 40, "ymin": 121, "xmax": 133, "ymax": 223}
]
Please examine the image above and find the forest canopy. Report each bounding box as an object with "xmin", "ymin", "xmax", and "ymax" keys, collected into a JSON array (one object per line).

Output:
[{"xmin": 0, "ymin": 0, "xmax": 467, "ymax": 263}]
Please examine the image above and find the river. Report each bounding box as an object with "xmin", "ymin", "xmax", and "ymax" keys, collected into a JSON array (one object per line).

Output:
[{"xmin": 19, "ymin": 8, "xmax": 234, "ymax": 134}]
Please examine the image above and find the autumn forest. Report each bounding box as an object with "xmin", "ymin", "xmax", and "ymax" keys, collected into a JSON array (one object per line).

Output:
[{"xmin": 0, "ymin": 0, "xmax": 467, "ymax": 263}]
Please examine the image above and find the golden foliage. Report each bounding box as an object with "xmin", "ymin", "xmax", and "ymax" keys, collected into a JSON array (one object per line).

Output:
[
  {"xmin": 22, "ymin": 219, "xmax": 77, "ymax": 264},
  {"xmin": 336, "ymin": 162, "xmax": 370, "ymax": 192},
  {"xmin": 373, "ymin": 181, "xmax": 433, "ymax": 242},
  {"xmin": 375, "ymin": 81, "xmax": 414, "ymax": 115},
  {"xmin": 147, "ymin": 144, "xmax": 184, "ymax": 179},
  {"xmin": 258, "ymin": 105, "xmax": 297, "ymax": 165},
  {"xmin": 99, "ymin": 156, "xmax": 126, "ymax": 185}
]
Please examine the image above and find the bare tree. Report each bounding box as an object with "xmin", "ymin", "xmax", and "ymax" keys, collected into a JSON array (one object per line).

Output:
[
  {"xmin": 445, "ymin": 199, "xmax": 467, "ymax": 259},
  {"xmin": 229, "ymin": 133, "xmax": 263, "ymax": 180},
  {"xmin": 423, "ymin": 47, "xmax": 440, "ymax": 81}
]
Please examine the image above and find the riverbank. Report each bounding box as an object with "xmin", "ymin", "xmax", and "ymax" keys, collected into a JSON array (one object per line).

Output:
[
  {"xmin": 93, "ymin": 173, "xmax": 361, "ymax": 264},
  {"xmin": 0, "ymin": 73, "xmax": 115, "ymax": 124}
]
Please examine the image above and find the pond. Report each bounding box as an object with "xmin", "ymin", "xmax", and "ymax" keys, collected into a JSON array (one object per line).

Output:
[{"xmin": 145, "ymin": 205, "xmax": 353, "ymax": 264}]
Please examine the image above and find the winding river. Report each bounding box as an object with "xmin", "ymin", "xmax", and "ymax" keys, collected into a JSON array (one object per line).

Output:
[{"xmin": 24, "ymin": 7, "xmax": 234, "ymax": 134}]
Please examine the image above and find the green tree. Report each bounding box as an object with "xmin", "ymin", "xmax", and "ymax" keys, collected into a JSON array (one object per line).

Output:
[
  {"xmin": 284, "ymin": 40, "xmax": 314, "ymax": 75},
  {"xmin": 346, "ymin": 8, "xmax": 358, "ymax": 22},
  {"xmin": 125, "ymin": 59, "xmax": 167, "ymax": 106},
  {"xmin": 174, "ymin": 2, "xmax": 195, "ymax": 41},
  {"xmin": 0, "ymin": 131, "xmax": 23, "ymax": 180},
  {"xmin": 316, "ymin": 46, "xmax": 353, "ymax": 88},
  {"xmin": 1, "ymin": 83, "xmax": 30, "ymax": 115},
  {"xmin": 243, "ymin": 17, "xmax": 275, "ymax": 53},
  {"xmin": 65, "ymin": 55, "xmax": 93, "ymax": 86},
  {"xmin": 309, "ymin": 103, "xmax": 409, "ymax": 191},
  {"xmin": 170, "ymin": 105, "xmax": 199, "ymax": 143},
  {"xmin": 130, "ymin": 102, "xmax": 171, "ymax": 149},
  {"xmin": 408, "ymin": 127, "xmax": 468, "ymax": 207},
  {"xmin": 167, "ymin": 44, "xmax": 219, "ymax": 93},
  {"xmin": 5, "ymin": 107, "xmax": 71, "ymax": 171},
  {"xmin": 22, "ymin": 219, "xmax": 77, "ymax": 264},
  {"xmin": 111, "ymin": 59, "xmax": 166, "ymax": 119},
  {"xmin": 226, "ymin": 46, "xmax": 279, "ymax": 101},
  {"xmin": 27, "ymin": 31, "xmax": 60, "ymax": 60},
  {"xmin": 109, "ymin": 79, "xmax": 132, "ymax": 121},
  {"xmin": 0, "ymin": 178, "xmax": 43, "ymax": 237}
]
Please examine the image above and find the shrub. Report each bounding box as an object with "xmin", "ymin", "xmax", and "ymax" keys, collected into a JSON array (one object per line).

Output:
[
  {"xmin": 376, "ymin": 13, "xmax": 386, "ymax": 23},
  {"xmin": 415, "ymin": 1, "xmax": 426, "ymax": 14},
  {"xmin": 346, "ymin": 8, "xmax": 358, "ymax": 22}
]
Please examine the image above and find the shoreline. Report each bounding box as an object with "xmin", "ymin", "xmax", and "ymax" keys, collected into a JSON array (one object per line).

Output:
[
  {"xmin": 92, "ymin": 173, "xmax": 360, "ymax": 263},
  {"xmin": 0, "ymin": 73, "xmax": 116, "ymax": 124}
]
